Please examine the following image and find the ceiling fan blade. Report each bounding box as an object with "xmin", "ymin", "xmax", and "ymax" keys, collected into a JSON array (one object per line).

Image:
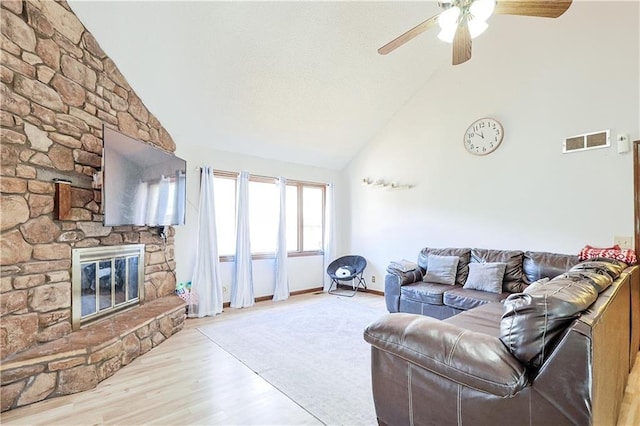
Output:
[
  {"xmin": 378, "ymin": 14, "xmax": 439, "ymax": 55},
  {"xmin": 452, "ymin": 21, "xmax": 471, "ymax": 65},
  {"xmin": 494, "ymin": 0, "xmax": 572, "ymax": 18}
]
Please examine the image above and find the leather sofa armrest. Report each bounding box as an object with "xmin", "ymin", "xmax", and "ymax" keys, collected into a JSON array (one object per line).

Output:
[
  {"xmin": 384, "ymin": 269, "xmax": 423, "ymax": 313},
  {"xmin": 364, "ymin": 313, "xmax": 528, "ymax": 397},
  {"xmin": 386, "ymin": 268, "xmax": 423, "ymax": 285}
]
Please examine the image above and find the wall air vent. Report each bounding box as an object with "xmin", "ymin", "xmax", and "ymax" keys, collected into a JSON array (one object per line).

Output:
[{"xmin": 563, "ymin": 130, "xmax": 610, "ymax": 153}]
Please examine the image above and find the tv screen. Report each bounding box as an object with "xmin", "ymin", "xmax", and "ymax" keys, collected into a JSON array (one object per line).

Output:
[{"xmin": 103, "ymin": 125, "xmax": 186, "ymax": 227}]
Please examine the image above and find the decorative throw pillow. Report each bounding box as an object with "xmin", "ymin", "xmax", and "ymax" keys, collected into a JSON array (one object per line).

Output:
[
  {"xmin": 424, "ymin": 255, "xmax": 460, "ymax": 285},
  {"xmin": 578, "ymin": 244, "xmax": 637, "ymax": 265},
  {"xmin": 471, "ymin": 249, "xmax": 525, "ymax": 293},
  {"xmin": 418, "ymin": 248, "xmax": 471, "ymax": 286},
  {"xmin": 463, "ymin": 262, "xmax": 507, "ymax": 294}
]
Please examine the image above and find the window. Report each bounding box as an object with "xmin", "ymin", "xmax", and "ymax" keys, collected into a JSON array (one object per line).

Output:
[
  {"xmin": 302, "ymin": 186, "xmax": 323, "ymax": 251},
  {"xmin": 248, "ymin": 180, "xmax": 278, "ymax": 253},
  {"xmin": 212, "ymin": 171, "xmax": 325, "ymax": 259},
  {"xmin": 212, "ymin": 176, "xmax": 236, "ymax": 256}
]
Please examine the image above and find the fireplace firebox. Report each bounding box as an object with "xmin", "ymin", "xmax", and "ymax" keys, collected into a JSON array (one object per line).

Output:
[{"xmin": 71, "ymin": 244, "xmax": 145, "ymax": 330}]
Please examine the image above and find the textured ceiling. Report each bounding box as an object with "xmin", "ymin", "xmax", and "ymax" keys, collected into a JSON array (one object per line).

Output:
[
  {"xmin": 68, "ymin": 1, "xmax": 451, "ymax": 169},
  {"xmin": 68, "ymin": 1, "xmax": 593, "ymax": 170}
]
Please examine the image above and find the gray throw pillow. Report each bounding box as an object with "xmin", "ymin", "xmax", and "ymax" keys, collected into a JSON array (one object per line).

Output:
[
  {"xmin": 424, "ymin": 255, "xmax": 460, "ymax": 285},
  {"xmin": 463, "ymin": 262, "xmax": 507, "ymax": 294}
]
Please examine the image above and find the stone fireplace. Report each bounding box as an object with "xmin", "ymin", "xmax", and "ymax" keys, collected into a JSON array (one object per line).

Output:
[{"xmin": 0, "ymin": 0, "xmax": 186, "ymax": 412}]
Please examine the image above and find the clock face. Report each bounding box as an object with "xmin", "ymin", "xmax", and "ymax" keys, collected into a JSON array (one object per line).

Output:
[{"xmin": 464, "ymin": 118, "xmax": 503, "ymax": 155}]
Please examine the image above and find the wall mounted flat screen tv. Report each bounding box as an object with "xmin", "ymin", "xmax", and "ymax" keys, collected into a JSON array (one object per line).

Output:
[{"xmin": 103, "ymin": 125, "xmax": 186, "ymax": 227}]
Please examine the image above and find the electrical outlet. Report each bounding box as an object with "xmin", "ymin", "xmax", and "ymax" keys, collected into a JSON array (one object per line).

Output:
[
  {"xmin": 614, "ymin": 236, "xmax": 634, "ymax": 249},
  {"xmin": 371, "ymin": 275, "xmax": 376, "ymax": 283},
  {"xmin": 222, "ymin": 286, "xmax": 228, "ymax": 294}
]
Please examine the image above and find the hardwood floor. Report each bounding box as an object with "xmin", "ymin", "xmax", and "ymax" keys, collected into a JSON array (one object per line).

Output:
[{"xmin": 1, "ymin": 293, "xmax": 639, "ymax": 425}]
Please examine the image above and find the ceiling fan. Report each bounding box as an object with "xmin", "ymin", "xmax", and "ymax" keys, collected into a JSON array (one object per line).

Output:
[{"xmin": 378, "ymin": 0, "xmax": 572, "ymax": 65}]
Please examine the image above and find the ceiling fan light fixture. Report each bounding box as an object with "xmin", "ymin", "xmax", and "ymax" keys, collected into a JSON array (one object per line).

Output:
[
  {"xmin": 468, "ymin": 19, "xmax": 489, "ymax": 38},
  {"xmin": 438, "ymin": 6, "xmax": 460, "ymax": 30},
  {"xmin": 437, "ymin": 6, "xmax": 460, "ymax": 43},
  {"xmin": 469, "ymin": 0, "xmax": 496, "ymax": 22},
  {"xmin": 437, "ymin": 26, "xmax": 457, "ymax": 43}
]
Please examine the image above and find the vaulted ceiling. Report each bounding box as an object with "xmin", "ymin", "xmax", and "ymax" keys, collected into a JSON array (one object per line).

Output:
[{"xmin": 67, "ymin": 1, "xmax": 578, "ymax": 170}]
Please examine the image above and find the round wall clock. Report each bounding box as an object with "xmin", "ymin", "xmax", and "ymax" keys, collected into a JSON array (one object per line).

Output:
[{"xmin": 463, "ymin": 118, "xmax": 504, "ymax": 156}]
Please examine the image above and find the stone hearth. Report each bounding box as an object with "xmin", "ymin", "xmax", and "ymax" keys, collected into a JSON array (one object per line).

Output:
[{"xmin": 0, "ymin": 295, "xmax": 185, "ymax": 411}]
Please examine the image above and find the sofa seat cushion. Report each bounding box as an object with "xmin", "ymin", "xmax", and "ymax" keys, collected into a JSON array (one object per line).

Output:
[
  {"xmin": 443, "ymin": 287, "xmax": 509, "ymax": 311},
  {"xmin": 445, "ymin": 302, "xmax": 504, "ymax": 337},
  {"xmin": 401, "ymin": 282, "xmax": 458, "ymax": 306}
]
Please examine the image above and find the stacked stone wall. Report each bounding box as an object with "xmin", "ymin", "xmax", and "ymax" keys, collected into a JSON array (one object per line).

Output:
[{"xmin": 1, "ymin": 0, "xmax": 179, "ymax": 361}]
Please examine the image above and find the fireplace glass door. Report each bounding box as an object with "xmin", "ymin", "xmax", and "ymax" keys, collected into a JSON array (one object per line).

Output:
[{"xmin": 72, "ymin": 244, "xmax": 145, "ymax": 330}]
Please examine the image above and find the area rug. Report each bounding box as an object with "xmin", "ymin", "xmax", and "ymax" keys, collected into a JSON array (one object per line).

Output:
[{"xmin": 197, "ymin": 293, "xmax": 386, "ymax": 425}]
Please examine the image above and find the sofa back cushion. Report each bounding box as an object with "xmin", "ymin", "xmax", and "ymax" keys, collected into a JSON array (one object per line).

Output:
[
  {"xmin": 418, "ymin": 248, "xmax": 471, "ymax": 286},
  {"xmin": 523, "ymin": 251, "xmax": 579, "ymax": 284},
  {"xmin": 522, "ymin": 277, "xmax": 550, "ymax": 294},
  {"xmin": 570, "ymin": 259, "xmax": 627, "ymax": 281},
  {"xmin": 565, "ymin": 271, "xmax": 613, "ymax": 293},
  {"xmin": 471, "ymin": 249, "xmax": 525, "ymax": 293},
  {"xmin": 500, "ymin": 275, "xmax": 598, "ymax": 368},
  {"xmin": 527, "ymin": 270, "xmax": 613, "ymax": 295}
]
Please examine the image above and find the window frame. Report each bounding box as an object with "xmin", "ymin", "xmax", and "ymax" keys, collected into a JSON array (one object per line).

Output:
[{"xmin": 212, "ymin": 170, "xmax": 326, "ymax": 261}]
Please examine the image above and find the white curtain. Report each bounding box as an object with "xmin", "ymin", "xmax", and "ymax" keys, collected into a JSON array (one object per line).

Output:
[
  {"xmin": 323, "ymin": 182, "xmax": 336, "ymax": 292},
  {"xmin": 231, "ymin": 171, "xmax": 254, "ymax": 308},
  {"xmin": 273, "ymin": 176, "xmax": 289, "ymax": 301},
  {"xmin": 189, "ymin": 167, "xmax": 223, "ymax": 317}
]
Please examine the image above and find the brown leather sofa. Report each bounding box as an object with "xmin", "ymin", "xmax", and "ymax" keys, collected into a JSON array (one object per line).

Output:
[
  {"xmin": 367, "ymin": 250, "xmax": 639, "ymax": 426},
  {"xmin": 384, "ymin": 248, "xmax": 580, "ymax": 319}
]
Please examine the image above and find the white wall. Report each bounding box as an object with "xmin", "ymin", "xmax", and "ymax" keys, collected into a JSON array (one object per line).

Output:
[
  {"xmin": 173, "ymin": 146, "xmax": 346, "ymax": 301},
  {"xmin": 345, "ymin": 1, "xmax": 640, "ymax": 292}
]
